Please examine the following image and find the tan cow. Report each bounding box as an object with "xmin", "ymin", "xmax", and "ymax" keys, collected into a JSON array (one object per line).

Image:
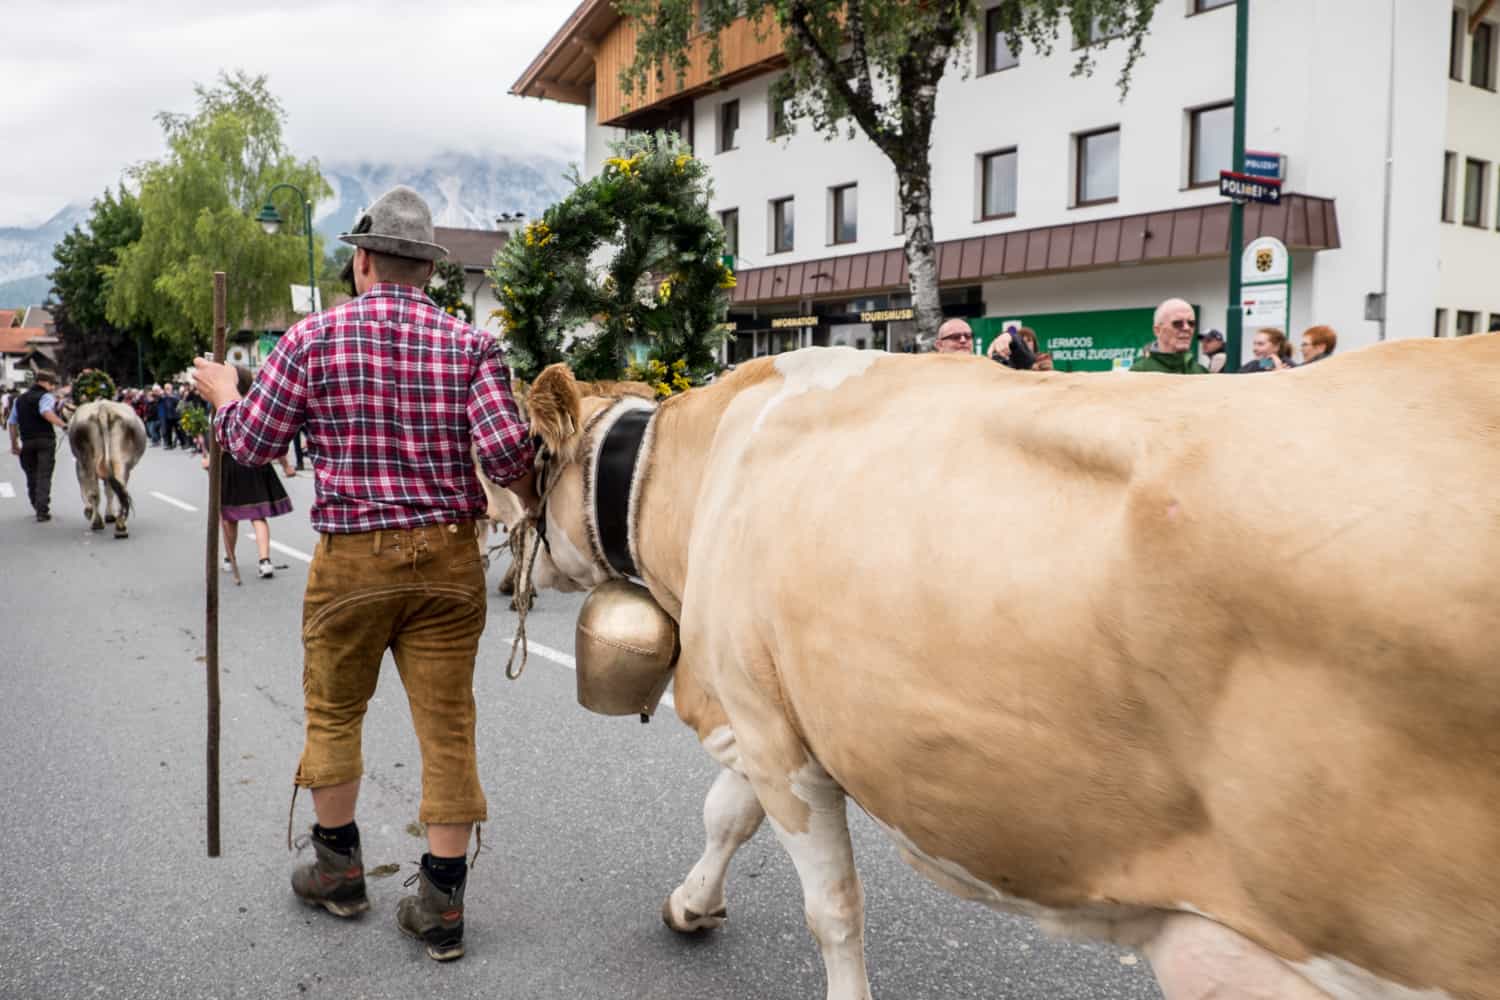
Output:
[
  {"xmin": 66, "ymin": 400, "xmax": 148, "ymax": 538},
  {"xmin": 520, "ymin": 339, "xmax": 1500, "ymax": 1000}
]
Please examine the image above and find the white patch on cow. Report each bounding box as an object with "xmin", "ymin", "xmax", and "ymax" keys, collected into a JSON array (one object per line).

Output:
[
  {"xmin": 1291, "ymin": 956, "xmax": 1455, "ymax": 1000},
  {"xmin": 870, "ymin": 816, "xmax": 1162, "ymax": 946},
  {"xmin": 751, "ymin": 347, "xmax": 878, "ymax": 435},
  {"xmin": 767, "ymin": 756, "xmax": 873, "ymax": 1000},
  {"xmin": 540, "ymin": 508, "xmax": 612, "ymax": 592},
  {"xmin": 700, "ymin": 725, "xmax": 741, "ymax": 772}
]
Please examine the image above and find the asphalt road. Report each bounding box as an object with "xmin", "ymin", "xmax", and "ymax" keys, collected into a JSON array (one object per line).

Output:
[{"xmin": 0, "ymin": 438, "xmax": 1163, "ymax": 1000}]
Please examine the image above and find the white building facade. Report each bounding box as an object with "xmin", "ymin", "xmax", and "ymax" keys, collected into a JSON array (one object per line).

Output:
[{"xmin": 519, "ymin": 0, "xmax": 1499, "ymax": 366}]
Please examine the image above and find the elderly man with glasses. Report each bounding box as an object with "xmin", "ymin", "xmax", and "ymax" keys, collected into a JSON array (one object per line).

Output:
[
  {"xmin": 1130, "ymin": 298, "xmax": 1208, "ymax": 374},
  {"xmin": 933, "ymin": 318, "xmax": 976, "ymax": 354}
]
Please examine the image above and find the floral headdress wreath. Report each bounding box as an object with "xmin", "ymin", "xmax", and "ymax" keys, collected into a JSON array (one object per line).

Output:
[
  {"xmin": 488, "ymin": 131, "xmax": 735, "ymax": 390},
  {"xmin": 72, "ymin": 369, "xmax": 117, "ymax": 404}
]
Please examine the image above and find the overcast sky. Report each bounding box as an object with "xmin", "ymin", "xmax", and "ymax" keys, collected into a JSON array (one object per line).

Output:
[{"xmin": 1, "ymin": 0, "xmax": 584, "ymax": 227}]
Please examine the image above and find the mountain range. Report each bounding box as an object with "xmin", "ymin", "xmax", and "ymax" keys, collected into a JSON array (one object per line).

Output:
[{"xmin": 0, "ymin": 150, "xmax": 578, "ymax": 309}]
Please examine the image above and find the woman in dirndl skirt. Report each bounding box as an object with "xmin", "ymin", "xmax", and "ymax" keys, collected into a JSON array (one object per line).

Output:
[{"xmin": 202, "ymin": 366, "xmax": 293, "ymax": 579}]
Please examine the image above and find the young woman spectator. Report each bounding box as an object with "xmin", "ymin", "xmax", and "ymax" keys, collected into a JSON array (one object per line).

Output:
[
  {"xmin": 1242, "ymin": 327, "xmax": 1294, "ymax": 373},
  {"xmin": 202, "ymin": 367, "xmax": 292, "ymax": 579}
]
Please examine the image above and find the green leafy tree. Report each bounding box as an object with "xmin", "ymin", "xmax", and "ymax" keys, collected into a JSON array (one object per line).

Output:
[
  {"xmin": 425, "ymin": 260, "xmax": 474, "ymax": 323},
  {"xmin": 49, "ymin": 188, "xmax": 155, "ymax": 383},
  {"xmin": 618, "ymin": 0, "xmax": 1159, "ymax": 339},
  {"xmin": 107, "ymin": 71, "xmax": 331, "ymax": 367}
]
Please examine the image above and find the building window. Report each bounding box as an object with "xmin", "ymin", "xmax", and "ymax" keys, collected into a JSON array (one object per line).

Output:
[
  {"xmin": 830, "ymin": 184, "xmax": 858, "ymax": 245},
  {"xmin": 1076, "ymin": 14, "xmax": 1124, "ymax": 47},
  {"xmin": 771, "ymin": 197, "xmax": 794, "ymax": 253},
  {"xmin": 1473, "ymin": 22, "xmax": 1496, "ymax": 90},
  {"xmin": 1075, "ymin": 127, "xmax": 1120, "ymax": 206},
  {"xmin": 1457, "ymin": 310, "xmax": 1479, "ymax": 336},
  {"xmin": 1451, "ymin": 9, "xmax": 1466, "ymax": 81},
  {"xmin": 1442, "ymin": 151, "xmax": 1456, "ymax": 222},
  {"xmin": 983, "ymin": 9, "xmax": 1020, "ymax": 73},
  {"xmin": 770, "ymin": 95, "xmax": 792, "ymax": 138},
  {"xmin": 1434, "ymin": 309, "xmax": 1449, "ymax": 338},
  {"xmin": 980, "ymin": 148, "xmax": 1018, "ymax": 219},
  {"xmin": 720, "ymin": 208, "xmax": 739, "ymax": 257},
  {"xmin": 1189, "ymin": 102, "xmax": 1233, "ymax": 188},
  {"xmin": 1193, "ymin": 0, "xmax": 1235, "ymax": 11},
  {"xmin": 1463, "ymin": 158, "xmax": 1488, "ymax": 227},
  {"xmin": 718, "ymin": 100, "xmax": 740, "ymax": 153}
]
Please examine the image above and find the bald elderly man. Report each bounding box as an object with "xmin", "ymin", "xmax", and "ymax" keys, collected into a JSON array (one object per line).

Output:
[
  {"xmin": 933, "ymin": 318, "xmax": 976, "ymax": 354},
  {"xmin": 934, "ymin": 318, "xmax": 1034, "ymax": 369},
  {"xmin": 1130, "ymin": 298, "xmax": 1208, "ymax": 374}
]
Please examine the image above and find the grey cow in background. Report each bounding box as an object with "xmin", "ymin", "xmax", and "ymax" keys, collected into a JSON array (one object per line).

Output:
[{"xmin": 67, "ymin": 401, "xmax": 147, "ymax": 538}]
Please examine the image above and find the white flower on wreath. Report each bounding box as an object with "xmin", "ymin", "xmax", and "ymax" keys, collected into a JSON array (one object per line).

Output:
[{"xmin": 633, "ymin": 274, "xmax": 658, "ymax": 309}]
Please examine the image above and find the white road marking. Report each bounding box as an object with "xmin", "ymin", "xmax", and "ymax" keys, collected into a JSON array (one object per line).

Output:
[
  {"xmin": 150, "ymin": 491, "xmax": 198, "ymax": 512},
  {"xmin": 0, "ymin": 482, "xmax": 14, "ymax": 499},
  {"xmin": 525, "ymin": 639, "xmax": 675, "ymax": 711},
  {"xmin": 269, "ymin": 540, "xmax": 313, "ymax": 563}
]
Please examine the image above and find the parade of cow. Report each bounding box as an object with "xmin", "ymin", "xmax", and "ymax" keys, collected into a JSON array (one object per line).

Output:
[{"xmin": 505, "ymin": 337, "xmax": 1500, "ymax": 1000}]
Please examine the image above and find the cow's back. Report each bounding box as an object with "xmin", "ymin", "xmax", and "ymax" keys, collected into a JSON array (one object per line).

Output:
[{"xmin": 679, "ymin": 339, "xmax": 1500, "ymax": 996}]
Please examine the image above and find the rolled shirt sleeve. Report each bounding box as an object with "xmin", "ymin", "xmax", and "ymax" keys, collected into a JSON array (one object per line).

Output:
[
  {"xmin": 469, "ymin": 337, "xmax": 534, "ymax": 487},
  {"xmin": 213, "ymin": 328, "xmax": 308, "ymax": 467}
]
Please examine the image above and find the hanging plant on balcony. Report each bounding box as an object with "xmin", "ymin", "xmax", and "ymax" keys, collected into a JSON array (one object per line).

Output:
[{"xmin": 488, "ymin": 130, "xmax": 735, "ymax": 385}]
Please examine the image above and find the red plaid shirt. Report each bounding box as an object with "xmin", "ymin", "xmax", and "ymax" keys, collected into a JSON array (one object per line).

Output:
[{"xmin": 213, "ymin": 283, "xmax": 534, "ymax": 534}]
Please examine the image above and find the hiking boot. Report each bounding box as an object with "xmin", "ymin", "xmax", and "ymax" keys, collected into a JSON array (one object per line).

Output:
[
  {"xmin": 396, "ymin": 866, "xmax": 466, "ymax": 961},
  {"xmin": 291, "ymin": 835, "xmax": 369, "ymax": 918}
]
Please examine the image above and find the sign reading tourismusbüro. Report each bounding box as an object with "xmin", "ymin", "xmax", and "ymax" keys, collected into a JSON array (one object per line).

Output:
[{"xmin": 1219, "ymin": 170, "xmax": 1283, "ymax": 206}]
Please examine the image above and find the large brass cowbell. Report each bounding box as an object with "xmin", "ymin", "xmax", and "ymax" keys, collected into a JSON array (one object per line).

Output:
[{"xmin": 575, "ymin": 579, "xmax": 679, "ymax": 719}]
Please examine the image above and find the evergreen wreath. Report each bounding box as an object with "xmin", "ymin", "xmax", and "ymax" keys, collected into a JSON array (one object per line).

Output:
[
  {"xmin": 489, "ymin": 131, "xmax": 735, "ymax": 385},
  {"xmin": 72, "ymin": 369, "xmax": 116, "ymax": 404}
]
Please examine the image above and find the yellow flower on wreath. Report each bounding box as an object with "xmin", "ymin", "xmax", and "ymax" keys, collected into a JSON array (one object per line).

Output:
[
  {"xmin": 657, "ymin": 278, "xmax": 673, "ymax": 304},
  {"xmin": 674, "ymin": 153, "xmax": 692, "ymax": 173},
  {"xmin": 523, "ymin": 221, "xmax": 553, "ymax": 248}
]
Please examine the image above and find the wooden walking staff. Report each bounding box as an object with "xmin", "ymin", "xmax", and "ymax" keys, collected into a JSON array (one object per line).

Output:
[{"xmin": 205, "ymin": 270, "xmax": 227, "ymax": 858}]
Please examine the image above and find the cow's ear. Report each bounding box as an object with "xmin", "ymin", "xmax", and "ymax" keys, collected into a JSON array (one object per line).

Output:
[{"xmin": 528, "ymin": 363, "xmax": 582, "ymax": 459}]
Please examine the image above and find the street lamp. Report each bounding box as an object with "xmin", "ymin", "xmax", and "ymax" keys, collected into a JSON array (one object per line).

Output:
[{"xmin": 257, "ymin": 183, "xmax": 319, "ymax": 314}]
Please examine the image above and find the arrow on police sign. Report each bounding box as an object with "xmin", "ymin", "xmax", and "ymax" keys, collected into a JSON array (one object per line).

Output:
[{"xmin": 1219, "ymin": 170, "xmax": 1283, "ymax": 206}]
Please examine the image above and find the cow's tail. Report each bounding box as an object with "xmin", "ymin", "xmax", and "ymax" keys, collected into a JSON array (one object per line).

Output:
[{"xmin": 100, "ymin": 407, "xmax": 133, "ymax": 520}]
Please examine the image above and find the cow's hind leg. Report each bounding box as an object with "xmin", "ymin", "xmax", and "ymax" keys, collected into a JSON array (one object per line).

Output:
[
  {"xmin": 75, "ymin": 462, "xmax": 102, "ymax": 530},
  {"xmin": 663, "ymin": 766, "xmax": 765, "ymax": 933}
]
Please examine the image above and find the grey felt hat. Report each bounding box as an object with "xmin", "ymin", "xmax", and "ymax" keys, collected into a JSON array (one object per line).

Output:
[{"xmin": 339, "ymin": 186, "xmax": 449, "ymax": 261}]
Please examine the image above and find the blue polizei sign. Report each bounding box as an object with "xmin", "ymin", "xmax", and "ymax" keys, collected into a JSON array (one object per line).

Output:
[{"xmin": 1244, "ymin": 150, "xmax": 1284, "ymax": 180}]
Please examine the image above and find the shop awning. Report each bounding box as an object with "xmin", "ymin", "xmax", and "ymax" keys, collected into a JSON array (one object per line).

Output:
[{"xmin": 731, "ymin": 194, "xmax": 1339, "ymax": 306}]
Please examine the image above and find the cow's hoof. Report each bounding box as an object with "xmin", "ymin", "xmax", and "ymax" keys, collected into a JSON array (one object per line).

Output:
[
  {"xmin": 498, "ymin": 578, "xmax": 515, "ymax": 596},
  {"xmin": 662, "ymin": 891, "xmax": 726, "ymax": 934},
  {"xmin": 114, "ymin": 526, "xmax": 129, "ymax": 539},
  {"xmin": 105, "ymin": 514, "xmax": 116, "ymax": 523},
  {"xmin": 90, "ymin": 519, "xmax": 105, "ymax": 532}
]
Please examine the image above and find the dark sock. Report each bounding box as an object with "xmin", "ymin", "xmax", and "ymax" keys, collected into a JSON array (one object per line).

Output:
[
  {"xmin": 314, "ymin": 821, "xmax": 359, "ymax": 854},
  {"xmin": 422, "ymin": 852, "xmax": 467, "ymax": 891}
]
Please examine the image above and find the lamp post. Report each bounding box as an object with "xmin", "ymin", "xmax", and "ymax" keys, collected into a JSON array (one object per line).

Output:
[{"xmin": 256, "ymin": 183, "xmax": 319, "ymax": 315}]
